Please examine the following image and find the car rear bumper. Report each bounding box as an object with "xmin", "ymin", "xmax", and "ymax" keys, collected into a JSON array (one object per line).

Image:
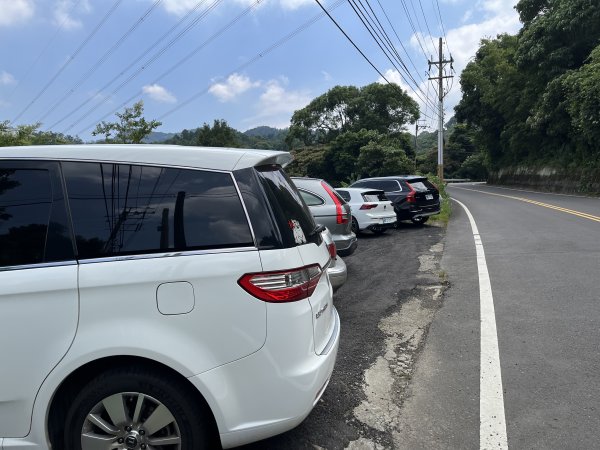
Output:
[
  {"xmin": 395, "ymin": 203, "xmax": 440, "ymax": 220},
  {"xmin": 327, "ymin": 256, "xmax": 347, "ymax": 292},
  {"xmin": 335, "ymin": 233, "xmax": 357, "ymax": 257},
  {"xmin": 367, "ymin": 222, "xmax": 396, "ymax": 231},
  {"xmin": 190, "ymin": 305, "xmax": 340, "ymax": 449}
]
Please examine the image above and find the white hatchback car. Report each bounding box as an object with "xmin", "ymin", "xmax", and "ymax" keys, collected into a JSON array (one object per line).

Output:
[
  {"xmin": 336, "ymin": 188, "xmax": 397, "ymax": 234},
  {"xmin": 0, "ymin": 145, "xmax": 340, "ymax": 450}
]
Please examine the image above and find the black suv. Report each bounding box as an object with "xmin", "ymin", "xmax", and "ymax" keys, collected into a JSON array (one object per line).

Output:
[{"xmin": 349, "ymin": 176, "xmax": 440, "ymax": 225}]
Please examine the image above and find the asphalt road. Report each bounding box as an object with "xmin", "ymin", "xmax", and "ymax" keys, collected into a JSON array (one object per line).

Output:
[{"xmin": 396, "ymin": 183, "xmax": 600, "ymax": 449}]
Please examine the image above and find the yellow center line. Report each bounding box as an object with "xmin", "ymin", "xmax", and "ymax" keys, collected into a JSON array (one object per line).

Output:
[{"xmin": 451, "ymin": 186, "xmax": 600, "ymax": 223}]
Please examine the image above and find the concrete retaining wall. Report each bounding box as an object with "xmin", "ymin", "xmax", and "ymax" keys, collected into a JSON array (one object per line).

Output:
[{"xmin": 488, "ymin": 166, "xmax": 600, "ymax": 195}]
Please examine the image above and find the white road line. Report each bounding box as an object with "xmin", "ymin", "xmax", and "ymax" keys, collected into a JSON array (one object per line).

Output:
[{"xmin": 452, "ymin": 198, "xmax": 508, "ymax": 450}]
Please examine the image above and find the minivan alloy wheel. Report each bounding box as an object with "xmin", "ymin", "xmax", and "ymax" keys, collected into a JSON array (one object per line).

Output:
[{"xmin": 81, "ymin": 392, "xmax": 181, "ymax": 450}]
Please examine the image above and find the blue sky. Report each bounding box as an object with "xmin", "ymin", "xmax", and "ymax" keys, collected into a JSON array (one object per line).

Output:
[{"xmin": 0, "ymin": 0, "xmax": 521, "ymax": 140}]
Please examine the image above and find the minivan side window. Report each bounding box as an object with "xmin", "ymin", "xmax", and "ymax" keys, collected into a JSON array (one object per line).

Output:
[
  {"xmin": 62, "ymin": 162, "xmax": 254, "ymax": 259},
  {"xmin": 0, "ymin": 161, "xmax": 74, "ymax": 268}
]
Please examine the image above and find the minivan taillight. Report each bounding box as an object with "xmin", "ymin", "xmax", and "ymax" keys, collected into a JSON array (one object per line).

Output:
[
  {"xmin": 321, "ymin": 181, "xmax": 349, "ymax": 224},
  {"xmin": 360, "ymin": 203, "xmax": 377, "ymax": 210},
  {"xmin": 406, "ymin": 183, "xmax": 416, "ymax": 203},
  {"xmin": 238, "ymin": 264, "xmax": 323, "ymax": 303}
]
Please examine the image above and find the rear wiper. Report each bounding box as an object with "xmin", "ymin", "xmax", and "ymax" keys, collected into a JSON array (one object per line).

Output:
[{"xmin": 308, "ymin": 224, "xmax": 326, "ymax": 236}]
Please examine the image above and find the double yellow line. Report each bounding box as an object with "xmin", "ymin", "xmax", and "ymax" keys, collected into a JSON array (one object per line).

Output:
[{"xmin": 451, "ymin": 186, "xmax": 600, "ymax": 223}]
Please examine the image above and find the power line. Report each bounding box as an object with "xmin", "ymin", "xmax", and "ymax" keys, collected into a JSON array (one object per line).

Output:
[
  {"xmin": 72, "ymin": 0, "xmax": 263, "ymax": 135},
  {"xmin": 64, "ymin": 0, "xmax": 223, "ymax": 134},
  {"xmin": 47, "ymin": 0, "xmax": 210, "ymax": 131},
  {"xmin": 6, "ymin": 0, "xmax": 83, "ymax": 104},
  {"xmin": 12, "ymin": 0, "xmax": 124, "ymax": 123},
  {"xmin": 38, "ymin": 0, "xmax": 164, "ymax": 125},
  {"xmin": 77, "ymin": 0, "xmax": 346, "ymax": 135},
  {"xmin": 349, "ymin": 0, "xmax": 438, "ymax": 115},
  {"xmin": 412, "ymin": 0, "xmax": 437, "ymax": 55}
]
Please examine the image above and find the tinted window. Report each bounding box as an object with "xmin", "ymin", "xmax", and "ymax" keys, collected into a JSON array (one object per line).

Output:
[
  {"xmin": 0, "ymin": 161, "xmax": 74, "ymax": 267},
  {"xmin": 255, "ymin": 165, "xmax": 319, "ymax": 248},
  {"xmin": 362, "ymin": 192, "xmax": 387, "ymax": 202},
  {"xmin": 353, "ymin": 180, "xmax": 401, "ymax": 192},
  {"xmin": 407, "ymin": 179, "xmax": 437, "ymax": 192},
  {"xmin": 337, "ymin": 190, "xmax": 351, "ymax": 202},
  {"xmin": 299, "ymin": 189, "xmax": 325, "ymax": 206},
  {"xmin": 63, "ymin": 162, "xmax": 253, "ymax": 259}
]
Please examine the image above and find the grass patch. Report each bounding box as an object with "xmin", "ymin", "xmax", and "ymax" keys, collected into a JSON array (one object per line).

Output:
[{"xmin": 427, "ymin": 174, "xmax": 451, "ymax": 226}]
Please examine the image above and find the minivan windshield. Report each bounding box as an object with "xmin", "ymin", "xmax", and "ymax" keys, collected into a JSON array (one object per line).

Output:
[{"xmin": 255, "ymin": 165, "xmax": 320, "ymax": 247}]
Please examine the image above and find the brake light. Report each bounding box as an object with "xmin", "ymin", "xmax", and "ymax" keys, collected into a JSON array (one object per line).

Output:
[
  {"xmin": 238, "ymin": 264, "xmax": 323, "ymax": 303},
  {"xmin": 327, "ymin": 242, "xmax": 337, "ymax": 260},
  {"xmin": 321, "ymin": 181, "xmax": 349, "ymax": 224},
  {"xmin": 406, "ymin": 183, "xmax": 416, "ymax": 203},
  {"xmin": 360, "ymin": 203, "xmax": 377, "ymax": 210}
]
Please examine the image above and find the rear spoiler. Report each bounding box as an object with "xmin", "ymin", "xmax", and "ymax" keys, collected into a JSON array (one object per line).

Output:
[{"xmin": 233, "ymin": 150, "xmax": 293, "ymax": 170}]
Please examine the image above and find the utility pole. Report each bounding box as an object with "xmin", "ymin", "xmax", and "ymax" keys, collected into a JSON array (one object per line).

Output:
[
  {"xmin": 414, "ymin": 120, "xmax": 428, "ymax": 169},
  {"xmin": 428, "ymin": 37, "xmax": 453, "ymax": 181}
]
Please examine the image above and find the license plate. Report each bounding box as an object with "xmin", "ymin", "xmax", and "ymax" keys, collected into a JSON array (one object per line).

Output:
[
  {"xmin": 382, "ymin": 217, "xmax": 394, "ymax": 224},
  {"xmin": 425, "ymin": 194, "xmax": 433, "ymax": 200}
]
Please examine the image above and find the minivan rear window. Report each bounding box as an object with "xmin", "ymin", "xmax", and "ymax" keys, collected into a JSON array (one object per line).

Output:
[
  {"xmin": 255, "ymin": 165, "xmax": 320, "ymax": 247},
  {"xmin": 63, "ymin": 162, "xmax": 254, "ymax": 259}
]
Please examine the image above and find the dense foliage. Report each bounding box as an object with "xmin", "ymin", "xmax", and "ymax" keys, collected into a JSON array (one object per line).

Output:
[
  {"xmin": 455, "ymin": 0, "xmax": 600, "ymax": 171},
  {"xmin": 0, "ymin": 121, "xmax": 82, "ymax": 146},
  {"xmin": 164, "ymin": 120, "xmax": 288, "ymax": 150},
  {"xmin": 285, "ymin": 83, "xmax": 419, "ymax": 184}
]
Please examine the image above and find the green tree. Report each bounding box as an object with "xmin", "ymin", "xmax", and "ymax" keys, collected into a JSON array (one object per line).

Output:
[
  {"xmin": 287, "ymin": 83, "xmax": 419, "ymax": 147},
  {"xmin": 92, "ymin": 101, "xmax": 161, "ymax": 144},
  {"xmin": 0, "ymin": 121, "xmax": 81, "ymax": 146},
  {"xmin": 195, "ymin": 119, "xmax": 239, "ymax": 147},
  {"xmin": 357, "ymin": 140, "xmax": 413, "ymax": 178}
]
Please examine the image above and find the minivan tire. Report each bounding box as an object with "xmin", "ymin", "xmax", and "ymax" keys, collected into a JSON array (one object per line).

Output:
[{"xmin": 64, "ymin": 366, "xmax": 212, "ymax": 450}]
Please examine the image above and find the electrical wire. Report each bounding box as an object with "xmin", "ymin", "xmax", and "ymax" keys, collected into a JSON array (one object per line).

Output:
[
  {"xmin": 348, "ymin": 0, "xmax": 438, "ymax": 115},
  {"xmin": 76, "ymin": 0, "xmax": 346, "ymax": 135},
  {"xmin": 12, "ymin": 0, "xmax": 124, "ymax": 123},
  {"xmin": 38, "ymin": 0, "xmax": 164, "ymax": 125},
  {"xmin": 47, "ymin": 0, "xmax": 210, "ymax": 131},
  {"xmin": 64, "ymin": 0, "xmax": 223, "ymax": 134},
  {"xmin": 6, "ymin": 0, "xmax": 83, "ymax": 104},
  {"xmin": 71, "ymin": 0, "xmax": 263, "ymax": 134},
  {"xmin": 412, "ymin": 0, "xmax": 437, "ymax": 55}
]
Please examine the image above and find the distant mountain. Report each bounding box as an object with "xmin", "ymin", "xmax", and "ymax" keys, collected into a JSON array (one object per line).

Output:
[
  {"xmin": 243, "ymin": 126, "xmax": 287, "ymax": 139},
  {"xmin": 143, "ymin": 131, "xmax": 176, "ymax": 143}
]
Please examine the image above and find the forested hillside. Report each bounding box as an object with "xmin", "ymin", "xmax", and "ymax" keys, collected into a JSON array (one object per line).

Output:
[{"xmin": 455, "ymin": 0, "xmax": 600, "ymax": 180}]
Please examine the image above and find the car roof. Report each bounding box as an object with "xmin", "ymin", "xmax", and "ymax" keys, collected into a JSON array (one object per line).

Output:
[{"xmin": 0, "ymin": 144, "xmax": 292, "ymax": 171}]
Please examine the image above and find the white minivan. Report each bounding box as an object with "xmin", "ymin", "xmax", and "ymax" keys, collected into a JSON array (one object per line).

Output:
[{"xmin": 0, "ymin": 145, "xmax": 340, "ymax": 450}]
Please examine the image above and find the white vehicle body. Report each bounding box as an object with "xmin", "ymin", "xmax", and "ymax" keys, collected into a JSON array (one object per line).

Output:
[
  {"xmin": 0, "ymin": 144, "xmax": 340, "ymax": 449},
  {"xmin": 336, "ymin": 188, "xmax": 396, "ymax": 233}
]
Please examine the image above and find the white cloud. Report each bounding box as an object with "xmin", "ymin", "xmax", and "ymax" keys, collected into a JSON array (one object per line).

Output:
[
  {"xmin": 0, "ymin": 71, "xmax": 16, "ymax": 85},
  {"xmin": 209, "ymin": 73, "xmax": 261, "ymax": 102},
  {"xmin": 0, "ymin": 0, "xmax": 34, "ymax": 27},
  {"xmin": 160, "ymin": 0, "xmax": 201, "ymax": 16},
  {"xmin": 53, "ymin": 0, "xmax": 91, "ymax": 30},
  {"xmin": 142, "ymin": 84, "xmax": 177, "ymax": 103},
  {"xmin": 244, "ymin": 78, "xmax": 311, "ymax": 129},
  {"xmin": 322, "ymin": 70, "xmax": 332, "ymax": 81}
]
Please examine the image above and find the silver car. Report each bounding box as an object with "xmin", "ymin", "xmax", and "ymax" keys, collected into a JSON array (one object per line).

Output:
[
  {"xmin": 292, "ymin": 177, "xmax": 357, "ymax": 256},
  {"xmin": 322, "ymin": 227, "xmax": 348, "ymax": 292}
]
